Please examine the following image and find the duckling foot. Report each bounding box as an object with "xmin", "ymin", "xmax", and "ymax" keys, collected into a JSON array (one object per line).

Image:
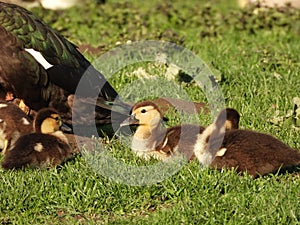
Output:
[
  {"xmin": 5, "ymin": 92, "xmax": 14, "ymax": 101},
  {"xmin": 18, "ymin": 99, "xmax": 30, "ymax": 115}
]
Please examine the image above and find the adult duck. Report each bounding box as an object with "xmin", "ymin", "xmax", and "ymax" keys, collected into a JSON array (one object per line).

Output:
[
  {"xmin": 0, "ymin": 1, "xmax": 129, "ymax": 128},
  {"xmin": 1, "ymin": 0, "xmax": 101, "ymax": 10}
]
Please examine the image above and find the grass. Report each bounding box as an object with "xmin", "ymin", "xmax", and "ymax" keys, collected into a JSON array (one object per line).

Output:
[{"xmin": 1, "ymin": 0, "xmax": 300, "ymax": 224}]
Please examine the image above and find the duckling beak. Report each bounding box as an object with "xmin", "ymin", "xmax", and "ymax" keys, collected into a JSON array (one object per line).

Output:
[{"xmin": 120, "ymin": 114, "xmax": 139, "ymax": 127}]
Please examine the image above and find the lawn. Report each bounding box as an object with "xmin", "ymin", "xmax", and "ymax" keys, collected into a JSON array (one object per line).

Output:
[{"xmin": 1, "ymin": 0, "xmax": 300, "ymax": 224}]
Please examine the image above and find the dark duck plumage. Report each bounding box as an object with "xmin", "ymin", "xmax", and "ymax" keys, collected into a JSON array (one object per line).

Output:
[
  {"xmin": 0, "ymin": 1, "xmax": 129, "ymax": 127},
  {"xmin": 2, "ymin": 108, "xmax": 72, "ymax": 169},
  {"xmin": 194, "ymin": 108, "xmax": 300, "ymax": 177},
  {"xmin": 121, "ymin": 101, "xmax": 206, "ymax": 161},
  {"xmin": 0, "ymin": 100, "xmax": 33, "ymax": 154},
  {"xmin": 1, "ymin": 0, "xmax": 81, "ymax": 10}
]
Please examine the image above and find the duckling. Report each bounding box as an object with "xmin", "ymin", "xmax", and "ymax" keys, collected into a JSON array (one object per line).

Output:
[
  {"xmin": 194, "ymin": 108, "xmax": 300, "ymax": 177},
  {"xmin": 2, "ymin": 108, "xmax": 72, "ymax": 169},
  {"xmin": 121, "ymin": 101, "xmax": 206, "ymax": 161},
  {"xmin": 0, "ymin": 101, "xmax": 33, "ymax": 155},
  {"xmin": 0, "ymin": 2, "xmax": 130, "ymax": 128}
]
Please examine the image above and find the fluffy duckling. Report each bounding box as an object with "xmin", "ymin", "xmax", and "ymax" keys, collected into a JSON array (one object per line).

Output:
[
  {"xmin": 121, "ymin": 101, "xmax": 205, "ymax": 161},
  {"xmin": 194, "ymin": 108, "xmax": 300, "ymax": 178},
  {"xmin": 2, "ymin": 108, "xmax": 72, "ymax": 169},
  {"xmin": 0, "ymin": 101, "xmax": 33, "ymax": 155}
]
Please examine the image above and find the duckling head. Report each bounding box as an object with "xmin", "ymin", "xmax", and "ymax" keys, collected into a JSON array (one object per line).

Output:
[
  {"xmin": 34, "ymin": 108, "xmax": 63, "ymax": 134},
  {"xmin": 221, "ymin": 108, "xmax": 240, "ymax": 130},
  {"xmin": 121, "ymin": 101, "xmax": 169, "ymax": 152},
  {"xmin": 121, "ymin": 101, "xmax": 167, "ymax": 129},
  {"xmin": 194, "ymin": 108, "xmax": 240, "ymax": 166},
  {"xmin": 208, "ymin": 108, "xmax": 240, "ymax": 139}
]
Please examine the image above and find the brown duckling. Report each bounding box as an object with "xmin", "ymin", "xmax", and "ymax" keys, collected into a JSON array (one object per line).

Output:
[
  {"xmin": 194, "ymin": 108, "xmax": 300, "ymax": 177},
  {"xmin": 0, "ymin": 101, "xmax": 33, "ymax": 155},
  {"xmin": 2, "ymin": 108, "xmax": 72, "ymax": 169},
  {"xmin": 121, "ymin": 101, "xmax": 205, "ymax": 161}
]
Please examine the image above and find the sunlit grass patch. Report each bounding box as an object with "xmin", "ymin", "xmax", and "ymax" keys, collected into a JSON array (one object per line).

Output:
[{"xmin": 1, "ymin": 0, "xmax": 300, "ymax": 224}]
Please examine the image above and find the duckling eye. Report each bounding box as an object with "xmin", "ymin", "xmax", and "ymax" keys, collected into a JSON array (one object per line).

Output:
[
  {"xmin": 51, "ymin": 116, "xmax": 60, "ymax": 122},
  {"xmin": 141, "ymin": 109, "xmax": 147, "ymax": 113}
]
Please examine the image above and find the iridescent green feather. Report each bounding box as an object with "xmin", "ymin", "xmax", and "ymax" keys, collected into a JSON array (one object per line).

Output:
[{"xmin": 0, "ymin": 2, "xmax": 84, "ymax": 68}]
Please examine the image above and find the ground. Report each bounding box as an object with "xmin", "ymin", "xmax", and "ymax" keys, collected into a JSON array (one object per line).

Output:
[{"xmin": 0, "ymin": 0, "xmax": 300, "ymax": 224}]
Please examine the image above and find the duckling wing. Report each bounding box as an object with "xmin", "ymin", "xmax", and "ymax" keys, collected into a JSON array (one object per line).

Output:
[{"xmin": 159, "ymin": 125, "xmax": 204, "ymax": 161}]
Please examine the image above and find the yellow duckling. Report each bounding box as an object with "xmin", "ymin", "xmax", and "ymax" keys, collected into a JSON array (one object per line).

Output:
[
  {"xmin": 121, "ymin": 101, "xmax": 205, "ymax": 161},
  {"xmin": 194, "ymin": 108, "xmax": 300, "ymax": 177},
  {"xmin": 2, "ymin": 108, "xmax": 72, "ymax": 169},
  {"xmin": 0, "ymin": 101, "xmax": 33, "ymax": 155}
]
